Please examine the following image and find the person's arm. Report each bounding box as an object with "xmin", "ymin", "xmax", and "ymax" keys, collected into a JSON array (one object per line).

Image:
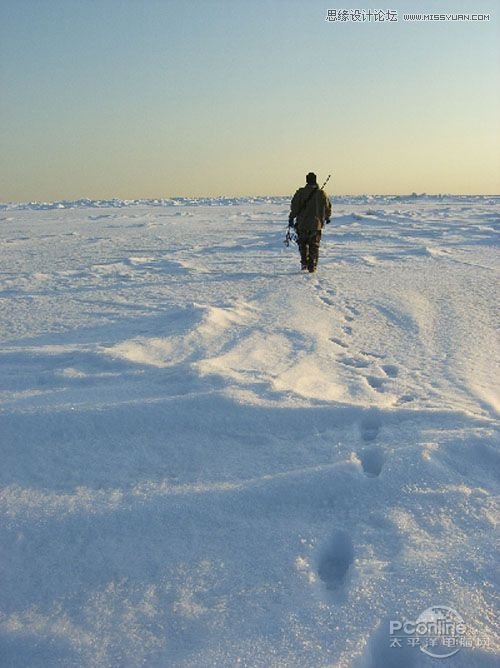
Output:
[{"xmin": 289, "ymin": 190, "xmax": 301, "ymax": 226}]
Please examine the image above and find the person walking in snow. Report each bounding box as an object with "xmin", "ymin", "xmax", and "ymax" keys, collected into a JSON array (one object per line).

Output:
[{"xmin": 288, "ymin": 172, "xmax": 331, "ymax": 272}]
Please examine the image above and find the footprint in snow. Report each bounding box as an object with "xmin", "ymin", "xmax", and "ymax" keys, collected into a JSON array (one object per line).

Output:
[
  {"xmin": 317, "ymin": 529, "xmax": 354, "ymax": 592},
  {"xmin": 381, "ymin": 364, "xmax": 399, "ymax": 378},
  {"xmin": 397, "ymin": 394, "xmax": 415, "ymax": 404},
  {"xmin": 338, "ymin": 355, "xmax": 370, "ymax": 369},
  {"xmin": 342, "ymin": 303, "xmax": 360, "ymax": 323},
  {"xmin": 366, "ymin": 376, "xmax": 384, "ymax": 390},
  {"xmin": 315, "ymin": 286, "xmax": 336, "ymax": 307},
  {"xmin": 345, "ymin": 304, "xmax": 360, "ymax": 317},
  {"xmin": 357, "ymin": 446, "xmax": 385, "ymax": 477},
  {"xmin": 366, "ymin": 376, "xmax": 385, "ymax": 392},
  {"xmin": 359, "ymin": 412, "xmax": 381, "ymax": 442}
]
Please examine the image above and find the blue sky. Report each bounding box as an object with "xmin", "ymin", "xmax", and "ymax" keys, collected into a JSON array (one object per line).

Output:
[{"xmin": 1, "ymin": 0, "xmax": 499, "ymax": 200}]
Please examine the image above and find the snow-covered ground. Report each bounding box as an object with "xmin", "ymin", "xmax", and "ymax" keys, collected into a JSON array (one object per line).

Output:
[{"xmin": 0, "ymin": 195, "xmax": 498, "ymax": 667}]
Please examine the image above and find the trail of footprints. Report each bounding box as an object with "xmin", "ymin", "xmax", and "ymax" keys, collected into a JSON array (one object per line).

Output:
[
  {"xmin": 310, "ymin": 290, "xmax": 418, "ymax": 608},
  {"xmin": 317, "ymin": 412, "xmax": 386, "ymax": 599},
  {"xmin": 316, "ymin": 284, "xmax": 407, "ymax": 399},
  {"xmin": 313, "ymin": 292, "xmax": 390, "ymax": 596}
]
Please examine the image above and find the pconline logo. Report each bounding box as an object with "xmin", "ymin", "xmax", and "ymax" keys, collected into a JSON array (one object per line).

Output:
[{"xmin": 389, "ymin": 605, "xmax": 467, "ymax": 658}]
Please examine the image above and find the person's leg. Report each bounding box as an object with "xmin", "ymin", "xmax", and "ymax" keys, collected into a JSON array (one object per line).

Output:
[
  {"xmin": 297, "ymin": 230, "xmax": 309, "ymax": 269},
  {"xmin": 308, "ymin": 231, "xmax": 322, "ymax": 272}
]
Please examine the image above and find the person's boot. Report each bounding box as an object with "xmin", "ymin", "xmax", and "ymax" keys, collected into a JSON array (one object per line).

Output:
[{"xmin": 308, "ymin": 257, "xmax": 317, "ymax": 273}]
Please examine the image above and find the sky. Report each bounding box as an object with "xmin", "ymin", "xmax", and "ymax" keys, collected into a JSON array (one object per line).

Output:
[{"xmin": 1, "ymin": 0, "xmax": 499, "ymax": 200}]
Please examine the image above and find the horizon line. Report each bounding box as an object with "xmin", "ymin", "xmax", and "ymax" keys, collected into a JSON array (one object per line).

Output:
[{"xmin": 2, "ymin": 192, "xmax": 500, "ymax": 206}]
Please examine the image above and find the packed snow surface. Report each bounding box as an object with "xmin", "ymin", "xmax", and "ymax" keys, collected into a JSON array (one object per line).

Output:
[{"xmin": 0, "ymin": 195, "xmax": 498, "ymax": 667}]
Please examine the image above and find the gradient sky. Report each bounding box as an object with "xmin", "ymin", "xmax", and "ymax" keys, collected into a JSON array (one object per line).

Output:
[{"xmin": 1, "ymin": 0, "xmax": 499, "ymax": 200}]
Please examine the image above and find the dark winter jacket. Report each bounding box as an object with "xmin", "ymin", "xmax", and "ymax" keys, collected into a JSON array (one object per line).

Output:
[{"xmin": 289, "ymin": 184, "xmax": 332, "ymax": 234}]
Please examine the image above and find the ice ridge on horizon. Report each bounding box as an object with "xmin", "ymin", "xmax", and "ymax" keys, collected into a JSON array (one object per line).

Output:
[{"xmin": 1, "ymin": 193, "xmax": 499, "ymax": 211}]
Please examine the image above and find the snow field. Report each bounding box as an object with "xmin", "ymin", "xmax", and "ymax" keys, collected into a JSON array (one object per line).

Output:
[{"xmin": 0, "ymin": 196, "xmax": 498, "ymax": 667}]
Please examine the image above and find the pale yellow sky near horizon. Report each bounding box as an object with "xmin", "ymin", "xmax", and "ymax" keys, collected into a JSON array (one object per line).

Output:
[{"xmin": 1, "ymin": 1, "xmax": 499, "ymax": 201}]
